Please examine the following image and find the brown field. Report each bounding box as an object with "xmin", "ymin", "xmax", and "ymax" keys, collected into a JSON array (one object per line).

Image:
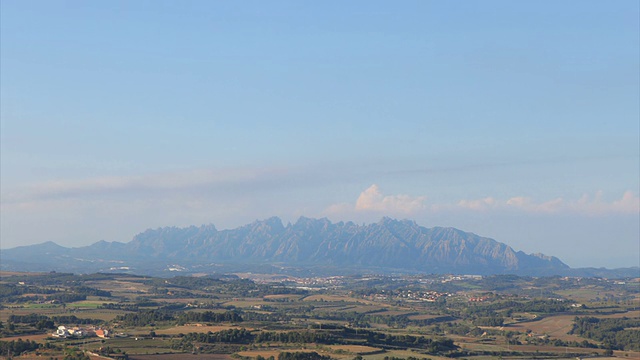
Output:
[
  {"xmin": 237, "ymin": 350, "xmax": 283, "ymax": 359},
  {"xmin": 327, "ymin": 345, "xmax": 382, "ymax": 354},
  {"xmin": 504, "ymin": 314, "xmax": 583, "ymax": 341},
  {"xmin": 263, "ymin": 294, "xmax": 303, "ymax": 300},
  {"xmin": 154, "ymin": 324, "xmax": 242, "ymax": 335},
  {"xmin": 0, "ymin": 333, "xmax": 50, "ymax": 342},
  {"xmin": 96, "ymin": 280, "xmax": 151, "ymax": 294},
  {"xmin": 129, "ymin": 354, "xmax": 232, "ymax": 360}
]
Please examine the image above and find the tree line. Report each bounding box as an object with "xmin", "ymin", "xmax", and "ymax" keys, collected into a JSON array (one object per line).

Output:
[{"xmin": 570, "ymin": 316, "xmax": 640, "ymax": 351}]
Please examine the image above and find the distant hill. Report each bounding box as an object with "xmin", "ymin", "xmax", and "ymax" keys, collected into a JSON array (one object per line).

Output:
[{"xmin": 1, "ymin": 216, "xmax": 633, "ymax": 277}]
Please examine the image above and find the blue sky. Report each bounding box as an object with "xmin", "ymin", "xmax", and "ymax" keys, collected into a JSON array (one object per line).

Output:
[{"xmin": 1, "ymin": 1, "xmax": 638, "ymax": 268}]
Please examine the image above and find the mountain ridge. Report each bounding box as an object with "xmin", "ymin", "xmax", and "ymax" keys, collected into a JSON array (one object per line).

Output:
[{"xmin": 0, "ymin": 216, "xmax": 582, "ymax": 276}]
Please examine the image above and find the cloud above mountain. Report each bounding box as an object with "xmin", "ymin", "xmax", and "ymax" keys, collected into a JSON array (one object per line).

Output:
[
  {"xmin": 326, "ymin": 185, "xmax": 639, "ymax": 217},
  {"xmin": 457, "ymin": 191, "xmax": 639, "ymax": 215},
  {"xmin": 355, "ymin": 184, "xmax": 427, "ymax": 213}
]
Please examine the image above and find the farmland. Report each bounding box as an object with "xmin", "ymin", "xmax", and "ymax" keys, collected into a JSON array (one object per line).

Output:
[{"xmin": 0, "ymin": 271, "xmax": 638, "ymax": 359}]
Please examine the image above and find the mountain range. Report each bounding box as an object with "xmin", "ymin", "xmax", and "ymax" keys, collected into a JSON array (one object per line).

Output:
[{"xmin": 1, "ymin": 217, "xmax": 636, "ymax": 277}]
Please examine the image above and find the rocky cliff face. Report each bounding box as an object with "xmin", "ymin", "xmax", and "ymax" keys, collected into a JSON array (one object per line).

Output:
[{"xmin": 1, "ymin": 217, "xmax": 569, "ymax": 275}]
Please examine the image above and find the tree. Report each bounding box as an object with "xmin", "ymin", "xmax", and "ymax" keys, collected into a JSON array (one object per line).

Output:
[{"xmin": 604, "ymin": 349, "xmax": 614, "ymax": 356}]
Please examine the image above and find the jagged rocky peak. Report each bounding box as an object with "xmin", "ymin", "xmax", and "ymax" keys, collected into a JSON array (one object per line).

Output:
[
  {"xmin": 1, "ymin": 216, "xmax": 572, "ymax": 276},
  {"xmin": 199, "ymin": 224, "xmax": 218, "ymax": 232},
  {"xmin": 292, "ymin": 216, "xmax": 332, "ymax": 231},
  {"xmin": 250, "ymin": 216, "xmax": 285, "ymax": 232}
]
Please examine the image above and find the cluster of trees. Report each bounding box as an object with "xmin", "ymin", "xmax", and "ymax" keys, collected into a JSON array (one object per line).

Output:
[
  {"xmin": 525, "ymin": 336, "xmax": 598, "ymax": 349},
  {"xmin": 0, "ymin": 283, "xmax": 110, "ymax": 304},
  {"xmin": 8, "ymin": 314, "xmax": 103, "ymax": 327},
  {"xmin": 46, "ymin": 293, "xmax": 87, "ymax": 303},
  {"xmin": 464, "ymin": 299, "xmax": 570, "ymax": 315},
  {"xmin": 114, "ymin": 310, "xmax": 174, "ymax": 327},
  {"xmin": 509, "ymin": 299, "xmax": 570, "ymax": 313},
  {"xmin": 409, "ymin": 316, "xmax": 456, "ymax": 327},
  {"xmin": 178, "ymin": 328, "xmax": 336, "ymax": 345},
  {"xmin": 472, "ymin": 316, "xmax": 504, "ymax": 327},
  {"xmin": 60, "ymin": 347, "xmax": 92, "ymax": 360},
  {"xmin": 68, "ymin": 286, "xmax": 111, "ymax": 297},
  {"xmin": 98, "ymin": 303, "xmax": 139, "ymax": 311},
  {"xmin": 435, "ymin": 322, "xmax": 483, "ymax": 336},
  {"xmin": 357, "ymin": 329, "xmax": 456, "ymax": 352},
  {"xmin": 0, "ymin": 284, "xmax": 64, "ymax": 303},
  {"xmin": 570, "ymin": 316, "xmax": 640, "ymax": 350},
  {"xmin": 114, "ymin": 309, "xmax": 243, "ymax": 327},
  {"xmin": 97, "ymin": 346, "xmax": 129, "ymax": 359},
  {"xmin": 254, "ymin": 330, "xmax": 336, "ymax": 344},
  {"xmin": 8, "ymin": 313, "xmax": 50, "ymax": 324},
  {"xmin": 309, "ymin": 310, "xmax": 414, "ymax": 329},
  {"xmin": 172, "ymin": 326, "xmax": 456, "ymax": 355},
  {"xmin": 0, "ymin": 339, "xmax": 40, "ymax": 357},
  {"xmin": 176, "ymin": 310, "xmax": 242, "ymax": 324},
  {"xmin": 180, "ymin": 328, "xmax": 254, "ymax": 344},
  {"xmin": 5, "ymin": 316, "xmax": 55, "ymax": 331}
]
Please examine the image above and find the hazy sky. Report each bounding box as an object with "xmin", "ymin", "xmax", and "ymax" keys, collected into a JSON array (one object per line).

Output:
[{"xmin": 1, "ymin": 1, "xmax": 638, "ymax": 268}]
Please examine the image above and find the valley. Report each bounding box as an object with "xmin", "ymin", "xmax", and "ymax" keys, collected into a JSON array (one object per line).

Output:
[{"xmin": 1, "ymin": 271, "xmax": 638, "ymax": 359}]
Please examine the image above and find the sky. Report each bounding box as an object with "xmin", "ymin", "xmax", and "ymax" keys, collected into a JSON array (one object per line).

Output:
[{"xmin": 1, "ymin": 1, "xmax": 638, "ymax": 269}]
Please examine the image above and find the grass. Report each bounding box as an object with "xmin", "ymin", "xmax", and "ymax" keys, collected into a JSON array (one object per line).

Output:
[
  {"xmin": 302, "ymin": 295, "xmax": 358, "ymax": 303},
  {"xmin": 325, "ymin": 345, "xmax": 383, "ymax": 354},
  {"xmin": 129, "ymin": 354, "xmax": 232, "ymax": 360},
  {"xmin": 407, "ymin": 314, "xmax": 443, "ymax": 320},
  {"xmin": 263, "ymin": 294, "xmax": 304, "ymax": 301},
  {"xmin": 67, "ymin": 300, "xmax": 107, "ymax": 309}
]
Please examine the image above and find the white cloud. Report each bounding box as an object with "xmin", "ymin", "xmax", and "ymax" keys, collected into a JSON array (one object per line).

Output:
[
  {"xmin": 326, "ymin": 184, "xmax": 426, "ymax": 215},
  {"xmin": 355, "ymin": 185, "xmax": 427, "ymax": 213},
  {"xmin": 568, "ymin": 190, "xmax": 639, "ymax": 215},
  {"xmin": 457, "ymin": 191, "xmax": 639, "ymax": 215},
  {"xmin": 327, "ymin": 186, "xmax": 639, "ymax": 218},
  {"xmin": 457, "ymin": 197, "xmax": 497, "ymax": 211}
]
